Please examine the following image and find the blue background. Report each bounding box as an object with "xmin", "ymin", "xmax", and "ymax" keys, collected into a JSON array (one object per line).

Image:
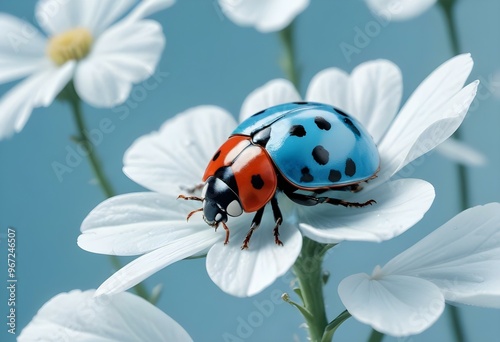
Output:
[{"xmin": 1, "ymin": 0, "xmax": 500, "ymax": 341}]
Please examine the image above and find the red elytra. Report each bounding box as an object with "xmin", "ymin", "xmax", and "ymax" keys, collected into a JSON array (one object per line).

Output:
[{"xmin": 203, "ymin": 135, "xmax": 277, "ymax": 213}]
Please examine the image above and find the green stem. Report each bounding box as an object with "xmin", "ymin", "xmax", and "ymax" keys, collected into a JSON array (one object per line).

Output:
[
  {"xmin": 368, "ymin": 329, "xmax": 384, "ymax": 342},
  {"xmin": 439, "ymin": 0, "xmax": 461, "ymax": 55},
  {"xmin": 68, "ymin": 92, "xmax": 116, "ymax": 198},
  {"xmin": 292, "ymin": 238, "xmax": 333, "ymax": 342},
  {"xmin": 279, "ymin": 22, "xmax": 300, "ymax": 89},
  {"xmin": 60, "ymin": 82, "xmax": 151, "ymax": 302},
  {"xmin": 437, "ymin": 1, "xmax": 467, "ymax": 342},
  {"xmin": 448, "ymin": 304, "xmax": 466, "ymax": 342}
]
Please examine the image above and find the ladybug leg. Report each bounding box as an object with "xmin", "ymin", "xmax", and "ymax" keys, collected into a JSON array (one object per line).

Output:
[
  {"xmin": 322, "ymin": 197, "xmax": 376, "ymax": 208},
  {"xmin": 177, "ymin": 194, "xmax": 203, "ymax": 202},
  {"xmin": 270, "ymin": 196, "xmax": 284, "ymax": 246},
  {"xmin": 241, "ymin": 207, "xmax": 265, "ymax": 250},
  {"xmin": 178, "ymin": 195, "xmax": 204, "ymax": 221},
  {"xmin": 221, "ymin": 221, "xmax": 231, "ymax": 245},
  {"xmin": 286, "ymin": 192, "xmax": 376, "ymax": 208},
  {"xmin": 186, "ymin": 207, "xmax": 203, "ymax": 221}
]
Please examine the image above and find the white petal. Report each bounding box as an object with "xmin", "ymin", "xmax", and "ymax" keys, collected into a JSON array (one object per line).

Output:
[
  {"xmin": 338, "ymin": 273, "xmax": 444, "ymax": 336},
  {"xmin": 382, "ymin": 203, "xmax": 500, "ymax": 308},
  {"xmin": 124, "ymin": 106, "xmax": 236, "ymax": 195},
  {"xmin": 365, "ymin": 0, "xmax": 437, "ymax": 21},
  {"xmin": 36, "ymin": 0, "xmax": 136, "ymax": 36},
  {"xmin": 96, "ymin": 229, "xmax": 222, "ymax": 296},
  {"xmin": 206, "ymin": 212, "xmax": 302, "ymax": 297},
  {"xmin": 307, "ymin": 60, "xmax": 402, "ymax": 143},
  {"xmin": 240, "ymin": 78, "xmax": 301, "ymax": 122},
  {"xmin": 297, "ymin": 179, "xmax": 435, "ymax": 243},
  {"xmin": 0, "ymin": 14, "xmax": 47, "ymax": 83},
  {"xmin": 78, "ymin": 192, "xmax": 212, "ymax": 256},
  {"xmin": 306, "ymin": 67, "xmax": 350, "ymax": 110},
  {"xmin": 219, "ymin": 0, "xmax": 309, "ymax": 32},
  {"xmin": 74, "ymin": 20, "xmax": 165, "ymax": 108},
  {"xmin": 436, "ymin": 138, "xmax": 487, "ymax": 166},
  {"xmin": 379, "ymin": 54, "xmax": 477, "ymax": 179},
  {"xmin": 18, "ymin": 290, "xmax": 192, "ymax": 342},
  {"xmin": 34, "ymin": 61, "xmax": 76, "ymax": 107},
  {"xmin": 399, "ymin": 54, "xmax": 473, "ymax": 128},
  {"xmin": 0, "ymin": 75, "xmax": 44, "ymax": 139},
  {"xmin": 0, "ymin": 62, "xmax": 75, "ymax": 140},
  {"xmin": 124, "ymin": 0, "xmax": 176, "ymax": 22}
]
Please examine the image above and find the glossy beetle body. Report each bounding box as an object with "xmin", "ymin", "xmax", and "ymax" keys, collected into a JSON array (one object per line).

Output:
[{"xmin": 180, "ymin": 102, "xmax": 380, "ymax": 249}]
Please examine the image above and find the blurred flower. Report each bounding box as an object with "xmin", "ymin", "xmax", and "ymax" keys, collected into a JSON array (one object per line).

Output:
[
  {"xmin": 339, "ymin": 203, "xmax": 500, "ymax": 336},
  {"xmin": 436, "ymin": 138, "xmax": 486, "ymax": 166},
  {"xmin": 78, "ymin": 54, "xmax": 477, "ymax": 298},
  {"xmin": 218, "ymin": 0, "xmax": 309, "ymax": 32},
  {"xmin": 18, "ymin": 289, "xmax": 192, "ymax": 341},
  {"xmin": 0, "ymin": 0, "xmax": 173, "ymax": 139},
  {"xmin": 365, "ymin": 0, "xmax": 436, "ymax": 21}
]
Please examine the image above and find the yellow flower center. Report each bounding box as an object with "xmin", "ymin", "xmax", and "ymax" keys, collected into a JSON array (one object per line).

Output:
[{"xmin": 47, "ymin": 28, "xmax": 93, "ymax": 66}]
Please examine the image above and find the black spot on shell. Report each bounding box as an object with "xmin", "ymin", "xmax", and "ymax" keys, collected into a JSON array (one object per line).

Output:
[
  {"xmin": 293, "ymin": 101, "xmax": 310, "ymax": 105},
  {"xmin": 300, "ymin": 167, "xmax": 314, "ymax": 183},
  {"xmin": 345, "ymin": 158, "xmax": 356, "ymax": 177},
  {"xmin": 251, "ymin": 174, "xmax": 265, "ymax": 190},
  {"xmin": 343, "ymin": 118, "xmax": 361, "ymax": 137},
  {"xmin": 312, "ymin": 146, "xmax": 329, "ymax": 165},
  {"xmin": 328, "ymin": 169, "xmax": 342, "ymax": 182},
  {"xmin": 212, "ymin": 150, "xmax": 221, "ymax": 162},
  {"xmin": 289, "ymin": 124, "xmax": 306, "ymax": 137},
  {"xmin": 314, "ymin": 116, "xmax": 331, "ymax": 131}
]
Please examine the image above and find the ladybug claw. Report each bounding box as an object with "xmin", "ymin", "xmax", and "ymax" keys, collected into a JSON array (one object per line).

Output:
[
  {"xmin": 364, "ymin": 199, "xmax": 376, "ymax": 206},
  {"xmin": 273, "ymin": 217, "xmax": 284, "ymax": 247},
  {"xmin": 241, "ymin": 223, "xmax": 257, "ymax": 250}
]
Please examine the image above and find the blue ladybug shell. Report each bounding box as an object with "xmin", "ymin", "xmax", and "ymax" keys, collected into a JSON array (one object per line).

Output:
[{"xmin": 232, "ymin": 102, "xmax": 379, "ymax": 189}]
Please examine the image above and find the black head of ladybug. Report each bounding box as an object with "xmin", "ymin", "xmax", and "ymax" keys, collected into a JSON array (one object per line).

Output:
[{"xmin": 201, "ymin": 176, "xmax": 243, "ymax": 226}]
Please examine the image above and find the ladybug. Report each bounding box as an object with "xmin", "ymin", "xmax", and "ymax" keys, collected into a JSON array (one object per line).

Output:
[{"xmin": 179, "ymin": 102, "xmax": 379, "ymax": 249}]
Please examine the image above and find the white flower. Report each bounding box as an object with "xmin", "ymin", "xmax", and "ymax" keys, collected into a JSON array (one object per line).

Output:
[
  {"xmin": 218, "ymin": 0, "xmax": 309, "ymax": 32},
  {"xmin": 365, "ymin": 0, "xmax": 436, "ymax": 21},
  {"xmin": 0, "ymin": 0, "xmax": 173, "ymax": 140},
  {"xmin": 78, "ymin": 54, "xmax": 477, "ymax": 298},
  {"xmin": 338, "ymin": 203, "xmax": 500, "ymax": 337},
  {"xmin": 18, "ymin": 289, "xmax": 192, "ymax": 341}
]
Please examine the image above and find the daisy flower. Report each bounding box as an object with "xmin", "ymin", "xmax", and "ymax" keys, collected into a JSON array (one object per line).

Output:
[
  {"xmin": 0, "ymin": 0, "xmax": 173, "ymax": 140},
  {"xmin": 339, "ymin": 203, "xmax": 500, "ymax": 336},
  {"xmin": 218, "ymin": 0, "xmax": 309, "ymax": 32},
  {"xmin": 18, "ymin": 289, "xmax": 192, "ymax": 341},
  {"xmin": 78, "ymin": 54, "xmax": 477, "ymax": 297},
  {"xmin": 365, "ymin": 0, "xmax": 436, "ymax": 21}
]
